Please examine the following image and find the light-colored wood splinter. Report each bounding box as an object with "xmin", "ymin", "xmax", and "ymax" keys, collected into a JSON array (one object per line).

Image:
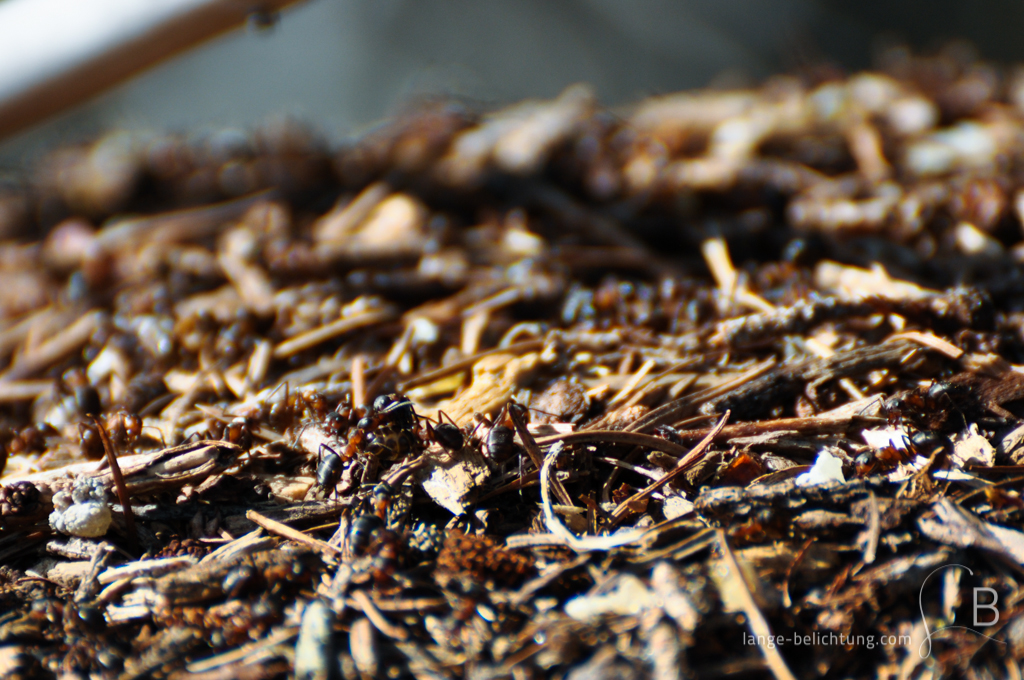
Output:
[
  {"xmin": 272, "ymin": 308, "xmax": 394, "ymax": 359},
  {"xmin": 245, "ymin": 510, "xmax": 342, "ymax": 558}
]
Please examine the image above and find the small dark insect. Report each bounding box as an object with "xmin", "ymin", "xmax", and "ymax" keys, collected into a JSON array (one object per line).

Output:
[
  {"xmin": 882, "ymin": 381, "xmax": 963, "ymax": 432},
  {"xmin": 881, "ymin": 397, "xmax": 908, "ymax": 428},
  {"xmin": 926, "ymin": 381, "xmax": 953, "ymax": 403},
  {"xmin": 854, "ymin": 438, "xmax": 915, "ymax": 476},
  {"xmin": 854, "ymin": 452, "xmax": 876, "ymax": 476},
  {"xmin": 7, "ymin": 423, "xmax": 55, "ymax": 455},
  {"xmin": 122, "ymin": 412, "xmax": 143, "ymax": 443},
  {"xmin": 103, "ymin": 410, "xmax": 143, "ymax": 451},
  {"xmin": 79, "ymin": 422, "xmax": 105, "ymax": 460},
  {"xmin": 346, "ymin": 514, "xmax": 401, "ymax": 582},
  {"xmin": 425, "ymin": 411, "xmax": 464, "ymax": 453},
  {"xmin": 268, "ymin": 386, "xmax": 339, "ymax": 434},
  {"xmin": 433, "ymin": 422, "xmax": 464, "ymax": 452},
  {"xmin": 364, "ymin": 427, "xmax": 417, "ymax": 461},
  {"xmin": 909, "ymin": 430, "xmax": 951, "ymax": 457},
  {"xmin": 305, "ymin": 392, "xmax": 328, "ymax": 418},
  {"xmin": 370, "ymin": 481, "xmax": 392, "ymax": 518},
  {"xmin": 485, "ymin": 425, "xmax": 517, "ymax": 464},
  {"xmin": 74, "ymin": 384, "xmax": 102, "ymax": 418},
  {"xmin": 315, "ymin": 444, "xmax": 343, "ymax": 499},
  {"xmin": 371, "ymin": 530, "xmax": 401, "ymax": 582},
  {"xmin": 323, "ymin": 410, "xmax": 345, "ymax": 438},
  {"xmin": 338, "ymin": 393, "xmax": 420, "ymax": 463},
  {"xmin": 372, "ymin": 393, "xmax": 417, "ymax": 431},
  {"xmin": 225, "ymin": 416, "xmax": 254, "ymax": 451}
]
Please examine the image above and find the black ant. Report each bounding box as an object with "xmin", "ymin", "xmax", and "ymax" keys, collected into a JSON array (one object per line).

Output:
[
  {"xmin": 485, "ymin": 425, "xmax": 517, "ymax": 464},
  {"xmin": 224, "ymin": 416, "xmax": 255, "ymax": 451},
  {"xmin": 347, "ymin": 513, "xmax": 386, "ymax": 557},
  {"xmin": 268, "ymin": 384, "xmax": 350, "ymax": 437},
  {"xmin": 470, "ymin": 408, "xmax": 519, "ymax": 466},
  {"xmin": 313, "ymin": 395, "xmax": 420, "ymax": 500},
  {"xmin": 315, "ymin": 443, "xmax": 344, "ymax": 500},
  {"xmin": 365, "ymin": 455, "xmax": 428, "ymax": 522},
  {"xmin": 346, "ymin": 515, "xmax": 401, "ymax": 583},
  {"xmin": 422, "ymin": 411, "xmax": 465, "ymax": 454},
  {"xmin": 343, "ymin": 457, "xmax": 427, "ymax": 580}
]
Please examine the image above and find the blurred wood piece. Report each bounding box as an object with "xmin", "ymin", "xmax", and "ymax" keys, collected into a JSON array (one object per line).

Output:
[{"xmin": 0, "ymin": 0, "xmax": 307, "ymax": 141}]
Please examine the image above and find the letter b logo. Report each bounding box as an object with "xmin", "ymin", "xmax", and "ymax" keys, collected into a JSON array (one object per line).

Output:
[{"xmin": 974, "ymin": 588, "xmax": 999, "ymax": 627}]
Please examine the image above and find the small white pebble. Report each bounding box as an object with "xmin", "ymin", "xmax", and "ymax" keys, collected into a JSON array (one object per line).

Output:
[
  {"xmin": 954, "ymin": 222, "xmax": 1003, "ymax": 257},
  {"xmin": 887, "ymin": 96, "xmax": 937, "ymax": 135},
  {"xmin": 50, "ymin": 478, "xmax": 113, "ymax": 538},
  {"xmin": 796, "ymin": 450, "xmax": 846, "ymax": 487},
  {"xmin": 59, "ymin": 502, "xmax": 112, "ymax": 538}
]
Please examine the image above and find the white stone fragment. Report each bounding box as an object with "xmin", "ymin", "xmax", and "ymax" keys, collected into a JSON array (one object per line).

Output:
[
  {"xmin": 55, "ymin": 502, "xmax": 112, "ymax": 538},
  {"xmin": 408, "ymin": 317, "xmax": 439, "ymax": 346},
  {"xmin": 951, "ymin": 425, "xmax": 996, "ymax": 468},
  {"xmin": 795, "ymin": 450, "xmax": 846, "ymax": 487},
  {"xmin": 565, "ymin": 574, "xmax": 657, "ymax": 620},
  {"xmin": 886, "ymin": 96, "xmax": 938, "ymax": 135},
  {"xmin": 49, "ymin": 477, "xmax": 112, "ymax": 538},
  {"xmin": 662, "ymin": 495, "xmax": 695, "ymax": 520},
  {"xmin": 954, "ymin": 222, "xmax": 1003, "ymax": 257}
]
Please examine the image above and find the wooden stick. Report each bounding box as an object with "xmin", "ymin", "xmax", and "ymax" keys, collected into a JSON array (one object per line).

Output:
[
  {"xmin": 273, "ymin": 308, "xmax": 395, "ymax": 359},
  {"xmin": 351, "ymin": 589, "xmax": 409, "ymax": 640},
  {"xmin": 509, "ymin": 403, "xmax": 573, "ymax": 507},
  {"xmin": 0, "ymin": 0, "xmax": 305, "ymax": 142},
  {"xmin": 609, "ymin": 411, "xmax": 729, "ymax": 523},
  {"xmin": 245, "ymin": 510, "xmax": 342, "ymax": 558},
  {"xmin": 534, "ymin": 429, "xmax": 693, "ymax": 458},
  {"xmin": 92, "ymin": 416, "xmax": 138, "ymax": 549}
]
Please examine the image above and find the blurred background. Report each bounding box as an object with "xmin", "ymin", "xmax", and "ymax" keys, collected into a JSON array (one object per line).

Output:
[{"xmin": 2, "ymin": 0, "xmax": 1023, "ymax": 170}]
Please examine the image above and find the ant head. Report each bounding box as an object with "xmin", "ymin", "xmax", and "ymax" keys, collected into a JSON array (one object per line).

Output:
[{"xmin": 318, "ymin": 443, "xmax": 340, "ymax": 462}]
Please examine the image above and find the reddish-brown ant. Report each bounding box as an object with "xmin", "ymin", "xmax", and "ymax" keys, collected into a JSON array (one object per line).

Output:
[
  {"xmin": 881, "ymin": 381, "xmax": 962, "ymax": 431},
  {"xmin": 338, "ymin": 394, "xmax": 419, "ymax": 463},
  {"xmin": 78, "ymin": 410, "xmax": 142, "ymax": 459},
  {"xmin": 854, "ymin": 429, "xmax": 951, "ymax": 476}
]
